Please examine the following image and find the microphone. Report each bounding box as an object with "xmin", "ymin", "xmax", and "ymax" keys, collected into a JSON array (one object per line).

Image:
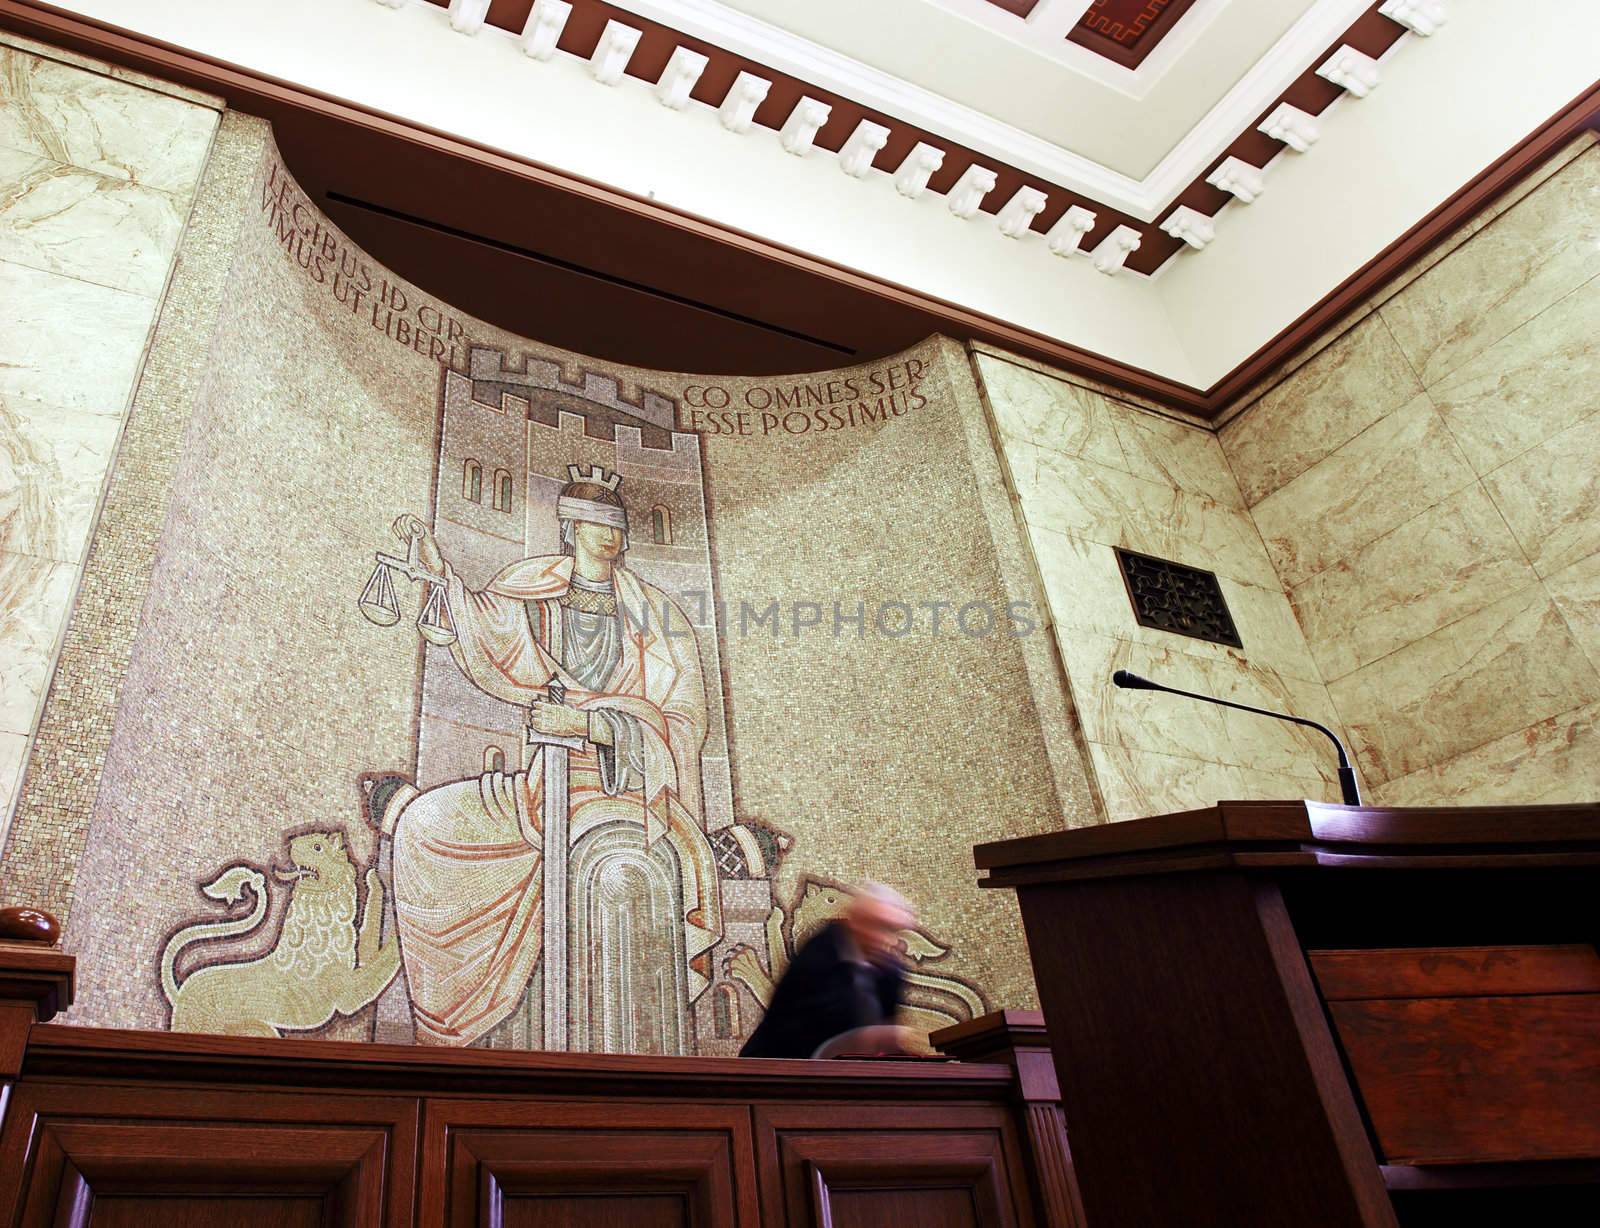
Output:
[{"xmin": 1112, "ymin": 669, "xmax": 1361, "ymax": 806}]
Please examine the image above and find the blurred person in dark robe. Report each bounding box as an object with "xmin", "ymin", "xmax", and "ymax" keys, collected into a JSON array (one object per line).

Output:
[{"xmin": 739, "ymin": 883, "xmax": 916, "ymax": 1059}]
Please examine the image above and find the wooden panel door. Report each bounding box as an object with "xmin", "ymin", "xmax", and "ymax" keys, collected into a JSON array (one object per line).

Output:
[
  {"xmin": 420, "ymin": 1099, "xmax": 760, "ymax": 1227},
  {"xmin": 0, "ymin": 1084, "xmax": 417, "ymax": 1228},
  {"xmin": 754, "ymin": 1103, "xmax": 1034, "ymax": 1228}
]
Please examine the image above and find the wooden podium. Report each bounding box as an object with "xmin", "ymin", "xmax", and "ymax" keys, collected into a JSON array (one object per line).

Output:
[{"xmin": 975, "ymin": 801, "xmax": 1600, "ymax": 1228}]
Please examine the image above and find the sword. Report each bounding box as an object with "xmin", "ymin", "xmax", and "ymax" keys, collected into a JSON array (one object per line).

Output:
[{"xmin": 527, "ymin": 677, "xmax": 584, "ymax": 1051}]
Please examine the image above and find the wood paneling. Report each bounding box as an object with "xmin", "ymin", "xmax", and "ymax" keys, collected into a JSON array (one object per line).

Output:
[
  {"xmin": 1311, "ymin": 944, "xmax": 1600, "ymax": 1000},
  {"xmin": 829, "ymin": 1187, "xmax": 981, "ymax": 1228},
  {"xmin": 0, "ymin": 972, "xmax": 1064, "ymax": 1228},
  {"xmin": 1331, "ymin": 993, "xmax": 1600, "ymax": 1165},
  {"xmin": 0, "ymin": 1084, "xmax": 415, "ymax": 1228},
  {"xmin": 421, "ymin": 1100, "xmax": 758, "ymax": 1228},
  {"xmin": 503, "ymin": 1194, "xmax": 689, "ymax": 1227},
  {"xmin": 755, "ymin": 1103, "xmax": 1032, "ymax": 1228},
  {"xmin": 1312, "ymin": 943, "xmax": 1600, "ymax": 1166},
  {"xmin": 87, "ymin": 1198, "xmax": 324, "ymax": 1228},
  {"xmin": 982, "ymin": 801, "xmax": 1600, "ymax": 1227},
  {"xmin": 1012, "ymin": 873, "xmax": 1393, "ymax": 1228}
]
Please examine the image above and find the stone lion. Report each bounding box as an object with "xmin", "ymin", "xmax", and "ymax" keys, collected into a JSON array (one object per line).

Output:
[{"xmin": 160, "ymin": 830, "xmax": 400, "ymax": 1037}]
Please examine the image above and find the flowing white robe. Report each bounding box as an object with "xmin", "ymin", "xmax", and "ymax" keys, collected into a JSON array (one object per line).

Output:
[{"xmin": 391, "ymin": 553, "xmax": 721, "ymax": 1045}]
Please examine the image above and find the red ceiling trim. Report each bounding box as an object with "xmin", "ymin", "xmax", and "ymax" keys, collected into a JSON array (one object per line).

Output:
[
  {"xmin": 432, "ymin": 0, "xmax": 1406, "ymax": 276},
  {"xmin": 1067, "ymin": 0, "xmax": 1203, "ymax": 70},
  {"xmin": 1, "ymin": 1, "xmax": 1594, "ymax": 419},
  {"xmin": 979, "ymin": 0, "xmax": 1042, "ymax": 16}
]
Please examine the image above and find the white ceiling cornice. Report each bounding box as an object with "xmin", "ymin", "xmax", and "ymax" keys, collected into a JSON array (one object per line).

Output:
[{"xmin": 598, "ymin": 0, "xmax": 1375, "ymax": 221}]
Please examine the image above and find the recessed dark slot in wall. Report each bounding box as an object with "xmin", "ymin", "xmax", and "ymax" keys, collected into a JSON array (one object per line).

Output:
[{"xmin": 324, "ymin": 191, "xmax": 857, "ymax": 359}]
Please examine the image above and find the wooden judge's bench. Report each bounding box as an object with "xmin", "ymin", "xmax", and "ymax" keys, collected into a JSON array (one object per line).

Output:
[
  {"xmin": 0, "ymin": 800, "xmax": 1594, "ymax": 1227},
  {"xmin": 0, "ymin": 915, "xmax": 1077, "ymax": 1226}
]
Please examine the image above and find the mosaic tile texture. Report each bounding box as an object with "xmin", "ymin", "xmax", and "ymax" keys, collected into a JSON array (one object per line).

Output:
[{"xmin": 4, "ymin": 128, "xmax": 1082, "ymax": 1053}]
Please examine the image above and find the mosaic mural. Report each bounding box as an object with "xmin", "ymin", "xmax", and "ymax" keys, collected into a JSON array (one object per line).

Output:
[{"xmin": 7, "ymin": 129, "xmax": 1082, "ymax": 1056}]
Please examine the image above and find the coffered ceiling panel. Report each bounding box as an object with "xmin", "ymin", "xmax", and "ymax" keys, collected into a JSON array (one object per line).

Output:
[{"xmin": 703, "ymin": 0, "xmax": 1326, "ymax": 176}]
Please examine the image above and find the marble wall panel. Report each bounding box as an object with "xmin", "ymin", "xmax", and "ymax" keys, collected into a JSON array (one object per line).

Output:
[
  {"xmin": 1087, "ymin": 742, "xmax": 1247, "ymax": 822},
  {"xmin": 0, "ymin": 550, "xmax": 76, "ymax": 733},
  {"xmin": 1378, "ymin": 147, "xmax": 1600, "ymax": 388},
  {"xmin": 0, "ymin": 260, "xmax": 158, "ymax": 413},
  {"xmin": 1373, "ymin": 700, "xmax": 1600, "ymax": 807},
  {"xmin": 980, "ymin": 352, "xmax": 1345, "ymax": 821},
  {"xmin": 1248, "ymin": 390, "xmax": 1472, "ymax": 588},
  {"xmin": 0, "ymin": 393, "xmax": 124, "ymax": 564},
  {"xmin": 0, "ymin": 146, "xmax": 186, "ymax": 296},
  {"xmin": 0, "ymin": 45, "xmax": 216, "ymax": 199},
  {"xmin": 0, "ymin": 41, "xmax": 218, "ymax": 850},
  {"xmin": 1327, "ymin": 584, "xmax": 1600, "ymax": 785},
  {"xmin": 1224, "ymin": 142, "xmax": 1600, "ymax": 808},
  {"xmin": 1251, "ymin": 394, "xmax": 1477, "ymax": 588},
  {"xmin": 1220, "ymin": 314, "xmax": 1423, "ymax": 507},
  {"xmin": 1006, "ymin": 437, "xmax": 1279, "ymax": 589},
  {"xmin": 1028, "ymin": 523, "xmax": 1318, "ymax": 682},
  {"xmin": 1546, "ymin": 550, "xmax": 1600, "ymax": 674},
  {"xmin": 0, "ymin": 729, "xmax": 23, "ymax": 819},
  {"xmin": 1289, "ymin": 484, "xmax": 1537, "ymax": 682},
  {"xmin": 1056, "ymin": 631, "xmax": 1238, "ymax": 763},
  {"xmin": 1108, "ymin": 406, "xmax": 1245, "ymax": 508},
  {"xmin": 1481, "ymin": 412, "xmax": 1600, "ymax": 579},
  {"xmin": 1427, "ymin": 272, "xmax": 1600, "ymax": 475},
  {"xmin": 1090, "ymin": 740, "xmax": 1333, "ymax": 822},
  {"xmin": 974, "ymin": 353, "xmax": 1127, "ymax": 468}
]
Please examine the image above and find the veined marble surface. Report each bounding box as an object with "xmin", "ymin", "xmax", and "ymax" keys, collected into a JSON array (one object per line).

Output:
[
  {"xmin": 982, "ymin": 346, "xmax": 1346, "ymax": 817},
  {"xmin": 0, "ymin": 259, "xmax": 158, "ymax": 413},
  {"xmin": 977, "ymin": 353, "xmax": 1128, "ymax": 470},
  {"xmin": 0, "ymin": 31, "xmax": 224, "ymax": 111},
  {"xmin": 1251, "ymin": 394, "xmax": 1476, "ymax": 589},
  {"xmin": 1089, "ymin": 740, "xmax": 1335, "ymax": 822},
  {"xmin": 0, "ymin": 546, "xmax": 76, "ymax": 735},
  {"xmin": 0, "ymin": 728, "xmax": 25, "ymax": 844},
  {"xmin": 1429, "ymin": 272, "xmax": 1600, "ymax": 476},
  {"xmin": 0, "ymin": 393, "xmax": 123, "ymax": 565},
  {"xmin": 1222, "ymin": 314, "xmax": 1423, "ymax": 508},
  {"xmin": 1107, "ymin": 407, "xmax": 1244, "ymax": 509},
  {"xmin": 1379, "ymin": 148, "xmax": 1600, "ymax": 389},
  {"xmin": 1006, "ymin": 436, "xmax": 1278, "ymax": 589},
  {"xmin": 1027, "ymin": 522, "xmax": 1320, "ymax": 682},
  {"xmin": 1548, "ymin": 551, "xmax": 1600, "ymax": 676},
  {"xmin": 1056, "ymin": 629, "xmax": 1342, "ymax": 784},
  {"xmin": 1290, "ymin": 484, "xmax": 1537, "ymax": 682},
  {"xmin": 979, "ymin": 352, "xmax": 1241, "ymax": 507},
  {"xmin": 1329, "ymin": 583, "xmax": 1600, "ymax": 785},
  {"xmin": 1481, "ymin": 409, "xmax": 1600, "ymax": 580},
  {"xmin": 0, "ymin": 41, "xmax": 216, "ymax": 833},
  {"xmin": 0, "ymin": 145, "xmax": 186, "ymax": 296},
  {"xmin": 0, "ymin": 45, "xmax": 216, "ymax": 199},
  {"xmin": 1374, "ymin": 700, "xmax": 1600, "ymax": 807}
]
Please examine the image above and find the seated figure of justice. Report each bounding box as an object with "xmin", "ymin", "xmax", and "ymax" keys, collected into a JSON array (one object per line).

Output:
[{"xmin": 368, "ymin": 467, "xmax": 721, "ymax": 1046}]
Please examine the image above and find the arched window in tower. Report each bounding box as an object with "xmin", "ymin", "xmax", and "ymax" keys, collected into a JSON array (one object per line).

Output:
[
  {"xmin": 651, "ymin": 505, "xmax": 672, "ymax": 545},
  {"xmin": 463, "ymin": 459, "xmax": 482, "ymax": 504},
  {"xmin": 713, "ymin": 982, "xmax": 740, "ymax": 1039},
  {"xmin": 483, "ymin": 745, "xmax": 505, "ymax": 773},
  {"xmin": 492, "ymin": 469, "xmax": 513, "ymax": 512}
]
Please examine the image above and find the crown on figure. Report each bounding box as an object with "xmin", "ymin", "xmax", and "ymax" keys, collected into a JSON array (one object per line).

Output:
[{"xmin": 566, "ymin": 464, "xmax": 622, "ymax": 492}]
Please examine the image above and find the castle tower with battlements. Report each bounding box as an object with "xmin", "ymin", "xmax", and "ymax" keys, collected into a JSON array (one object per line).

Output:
[{"xmin": 411, "ymin": 346, "xmax": 752, "ymax": 1056}]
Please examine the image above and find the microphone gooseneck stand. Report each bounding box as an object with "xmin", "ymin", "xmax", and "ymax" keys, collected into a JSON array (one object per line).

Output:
[{"xmin": 1112, "ymin": 669, "xmax": 1362, "ymax": 805}]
